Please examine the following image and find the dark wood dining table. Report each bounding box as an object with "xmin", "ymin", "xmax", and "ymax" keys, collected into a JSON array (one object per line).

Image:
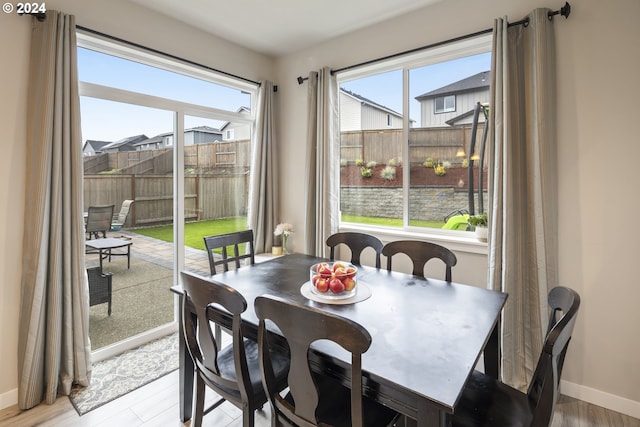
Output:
[{"xmin": 171, "ymin": 253, "xmax": 507, "ymax": 426}]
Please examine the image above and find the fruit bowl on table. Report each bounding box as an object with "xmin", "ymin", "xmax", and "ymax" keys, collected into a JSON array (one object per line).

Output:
[{"xmin": 310, "ymin": 262, "xmax": 358, "ymax": 299}]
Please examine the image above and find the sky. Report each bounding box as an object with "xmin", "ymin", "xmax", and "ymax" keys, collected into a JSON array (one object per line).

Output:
[
  {"xmin": 340, "ymin": 52, "xmax": 491, "ymax": 124},
  {"xmin": 78, "ymin": 48, "xmax": 491, "ymax": 143},
  {"xmin": 77, "ymin": 48, "xmax": 250, "ymax": 142}
]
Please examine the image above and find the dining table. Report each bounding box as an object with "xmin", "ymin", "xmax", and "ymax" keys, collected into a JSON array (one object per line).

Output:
[{"xmin": 171, "ymin": 253, "xmax": 507, "ymax": 426}]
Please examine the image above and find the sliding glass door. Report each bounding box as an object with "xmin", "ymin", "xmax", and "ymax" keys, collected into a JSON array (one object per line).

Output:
[{"xmin": 77, "ymin": 34, "xmax": 257, "ymax": 360}]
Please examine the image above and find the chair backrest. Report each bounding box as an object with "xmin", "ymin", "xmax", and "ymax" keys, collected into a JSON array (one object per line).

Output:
[
  {"xmin": 203, "ymin": 230, "xmax": 255, "ymax": 275},
  {"xmin": 86, "ymin": 205, "xmax": 114, "ymax": 238},
  {"xmin": 528, "ymin": 286, "xmax": 580, "ymax": 426},
  {"xmin": 180, "ymin": 271, "xmax": 253, "ymax": 403},
  {"xmin": 382, "ymin": 240, "xmax": 457, "ymax": 281},
  {"xmin": 255, "ymin": 294, "xmax": 372, "ymax": 427},
  {"xmin": 326, "ymin": 232, "xmax": 384, "ymax": 268},
  {"xmin": 114, "ymin": 199, "xmax": 134, "ymax": 225}
]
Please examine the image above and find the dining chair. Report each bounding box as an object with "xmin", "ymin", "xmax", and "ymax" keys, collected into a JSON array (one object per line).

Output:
[
  {"xmin": 85, "ymin": 205, "xmax": 115, "ymax": 240},
  {"xmin": 382, "ymin": 240, "xmax": 457, "ymax": 281},
  {"xmin": 181, "ymin": 271, "xmax": 290, "ymax": 427},
  {"xmin": 203, "ymin": 229, "xmax": 255, "ymax": 275},
  {"xmin": 450, "ymin": 286, "xmax": 581, "ymax": 427},
  {"xmin": 255, "ymin": 294, "xmax": 400, "ymax": 427},
  {"xmin": 111, "ymin": 199, "xmax": 134, "ymax": 231},
  {"xmin": 326, "ymin": 231, "xmax": 384, "ymax": 268}
]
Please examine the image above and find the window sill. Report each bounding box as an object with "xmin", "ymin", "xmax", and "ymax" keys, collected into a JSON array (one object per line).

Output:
[{"xmin": 338, "ymin": 223, "xmax": 488, "ymax": 255}]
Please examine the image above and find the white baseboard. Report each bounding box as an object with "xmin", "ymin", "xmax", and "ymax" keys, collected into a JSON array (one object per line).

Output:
[
  {"xmin": 561, "ymin": 380, "xmax": 640, "ymax": 419},
  {"xmin": 0, "ymin": 388, "xmax": 18, "ymax": 411}
]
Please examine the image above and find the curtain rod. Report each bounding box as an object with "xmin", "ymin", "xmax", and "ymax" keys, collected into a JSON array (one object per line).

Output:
[
  {"xmin": 19, "ymin": 10, "xmax": 263, "ymax": 87},
  {"xmin": 76, "ymin": 26, "xmax": 261, "ymax": 87},
  {"xmin": 296, "ymin": 1, "xmax": 571, "ymax": 84}
]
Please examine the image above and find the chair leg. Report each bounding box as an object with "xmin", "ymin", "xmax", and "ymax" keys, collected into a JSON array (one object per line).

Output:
[
  {"xmin": 243, "ymin": 404, "xmax": 255, "ymax": 427},
  {"xmin": 193, "ymin": 376, "xmax": 205, "ymax": 427}
]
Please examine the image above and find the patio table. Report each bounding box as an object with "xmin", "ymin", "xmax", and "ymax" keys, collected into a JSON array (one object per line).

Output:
[
  {"xmin": 85, "ymin": 237, "xmax": 132, "ymax": 273},
  {"xmin": 172, "ymin": 253, "xmax": 507, "ymax": 426}
]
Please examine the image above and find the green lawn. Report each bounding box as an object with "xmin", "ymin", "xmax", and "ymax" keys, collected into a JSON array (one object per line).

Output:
[
  {"xmin": 341, "ymin": 214, "xmax": 444, "ymax": 229},
  {"xmin": 132, "ymin": 217, "xmax": 247, "ymax": 251},
  {"xmin": 132, "ymin": 215, "xmax": 447, "ymax": 252}
]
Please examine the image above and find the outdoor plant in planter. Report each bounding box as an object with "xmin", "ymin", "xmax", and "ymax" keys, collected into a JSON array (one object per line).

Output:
[
  {"xmin": 380, "ymin": 165, "xmax": 396, "ymax": 181},
  {"xmin": 360, "ymin": 167, "xmax": 372, "ymax": 178},
  {"xmin": 433, "ymin": 162, "xmax": 447, "ymax": 176},
  {"xmin": 468, "ymin": 213, "xmax": 488, "ymax": 241},
  {"xmin": 423, "ymin": 157, "xmax": 435, "ymax": 168}
]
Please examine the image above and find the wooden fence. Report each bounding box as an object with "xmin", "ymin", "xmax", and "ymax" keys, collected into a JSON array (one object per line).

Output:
[
  {"xmin": 84, "ymin": 140, "xmax": 252, "ymax": 175},
  {"xmin": 83, "ymin": 173, "xmax": 249, "ymax": 227},
  {"xmin": 83, "ymin": 128, "xmax": 486, "ymax": 226},
  {"xmin": 340, "ymin": 124, "xmax": 487, "ymax": 166}
]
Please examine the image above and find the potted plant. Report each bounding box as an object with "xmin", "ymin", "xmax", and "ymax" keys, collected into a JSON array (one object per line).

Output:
[
  {"xmin": 468, "ymin": 213, "xmax": 488, "ymax": 241},
  {"xmin": 274, "ymin": 223, "xmax": 294, "ymax": 254}
]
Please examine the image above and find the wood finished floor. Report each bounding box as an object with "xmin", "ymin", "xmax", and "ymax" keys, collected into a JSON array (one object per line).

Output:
[{"xmin": 0, "ymin": 370, "xmax": 638, "ymax": 426}]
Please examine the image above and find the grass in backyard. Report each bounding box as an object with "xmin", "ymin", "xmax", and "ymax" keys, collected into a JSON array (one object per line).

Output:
[
  {"xmin": 341, "ymin": 214, "xmax": 444, "ymax": 229},
  {"xmin": 132, "ymin": 217, "xmax": 247, "ymax": 251}
]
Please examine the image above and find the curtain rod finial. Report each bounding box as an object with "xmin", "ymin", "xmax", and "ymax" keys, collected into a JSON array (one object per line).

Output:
[
  {"xmin": 18, "ymin": 12, "xmax": 46, "ymax": 21},
  {"xmin": 297, "ymin": 76, "xmax": 305, "ymax": 85},
  {"xmin": 549, "ymin": 2, "xmax": 571, "ymax": 20}
]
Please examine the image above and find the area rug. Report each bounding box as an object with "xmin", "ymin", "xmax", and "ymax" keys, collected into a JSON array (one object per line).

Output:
[{"xmin": 69, "ymin": 332, "xmax": 179, "ymax": 415}]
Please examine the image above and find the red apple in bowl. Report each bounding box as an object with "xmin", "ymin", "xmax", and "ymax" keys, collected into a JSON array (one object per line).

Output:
[{"xmin": 310, "ymin": 262, "xmax": 357, "ymax": 298}]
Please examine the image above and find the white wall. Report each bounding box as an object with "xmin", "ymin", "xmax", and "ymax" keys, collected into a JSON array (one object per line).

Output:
[
  {"xmin": 0, "ymin": 12, "xmax": 30, "ymax": 409},
  {"xmin": 0, "ymin": 0, "xmax": 274, "ymax": 409},
  {"xmin": 275, "ymin": 0, "xmax": 640, "ymax": 418}
]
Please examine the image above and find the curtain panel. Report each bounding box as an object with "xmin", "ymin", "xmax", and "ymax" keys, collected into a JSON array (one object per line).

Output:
[
  {"xmin": 488, "ymin": 9, "xmax": 558, "ymax": 391},
  {"xmin": 303, "ymin": 68, "xmax": 340, "ymax": 256},
  {"xmin": 248, "ymin": 81, "xmax": 279, "ymax": 252},
  {"xmin": 18, "ymin": 10, "xmax": 91, "ymax": 409}
]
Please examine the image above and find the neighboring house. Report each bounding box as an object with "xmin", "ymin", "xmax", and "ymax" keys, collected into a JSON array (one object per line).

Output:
[
  {"xmin": 220, "ymin": 107, "xmax": 251, "ymax": 141},
  {"xmin": 133, "ymin": 133, "xmax": 168, "ymax": 151},
  {"xmin": 185, "ymin": 125, "xmax": 223, "ymax": 145},
  {"xmin": 82, "ymin": 140, "xmax": 111, "ymax": 156},
  {"xmin": 340, "ymin": 88, "xmax": 405, "ymax": 131},
  {"xmin": 415, "ymin": 71, "xmax": 490, "ymax": 127},
  {"xmin": 133, "ymin": 126, "xmax": 224, "ymax": 151},
  {"xmin": 101, "ymin": 134, "xmax": 148, "ymax": 153}
]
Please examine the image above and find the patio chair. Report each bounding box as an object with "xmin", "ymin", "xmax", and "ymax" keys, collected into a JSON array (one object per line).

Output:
[
  {"xmin": 86, "ymin": 205, "xmax": 115, "ymax": 240},
  {"xmin": 203, "ymin": 229, "xmax": 255, "ymax": 275},
  {"xmin": 111, "ymin": 199, "xmax": 134, "ymax": 231},
  {"xmin": 326, "ymin": 231, "xmax": 384, "ymax": 268},
  {"xmin": 87, "ymin": 267, "xmax": 112, "ymax": 316},
  {"xmin": 255, "ymin": 294, "xmax": 400, "ymax": 427},
  {"xmin": 449, "ymin": 286, "xmax": 580, "ymax": 427},
  {"xmin": 382, "ymin": 240, "xmax": 457, "ymax": 281},
  {"xmin": 181, "ymin": 271, "xmax": 289, "ymax": 427}
]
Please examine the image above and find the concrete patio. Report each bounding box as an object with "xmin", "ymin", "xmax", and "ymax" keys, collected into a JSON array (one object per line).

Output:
[{"xmin": 86, "ymin": 229, "xmax": 267, "ymax": 349}]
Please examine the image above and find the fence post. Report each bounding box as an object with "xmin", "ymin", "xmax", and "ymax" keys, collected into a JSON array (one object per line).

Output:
[{"xmin": 130, "ymin": 174, "xmax": 136, "ymax": 227}]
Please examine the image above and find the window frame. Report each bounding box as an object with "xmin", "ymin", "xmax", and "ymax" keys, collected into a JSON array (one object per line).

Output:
[
  {"xmin": 335, "ymin": 34, "xmax": 491, "ymax": 249},
  {"xmin": 77, "ymin": 31, "xmax": 258, "ymax": 360},
  {"xmin": 435, "ymin": 94, "xmax": 456, "ymax": 113}
]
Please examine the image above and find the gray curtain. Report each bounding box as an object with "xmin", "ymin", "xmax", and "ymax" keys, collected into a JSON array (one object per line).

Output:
[
  {"xmin": 248, "ymin": 81, "xmax": 279, "ymax": 252},
  {"xmin": 303, "ymin": 68, "xmax": 340, "ymax": 256},
  {"xmin": 18, "ymin": 11, "xmax": 91, "ymax": 409},
  {"xmin": 488, "ymin": 9, "xmax": 558, "ymax": 391}
]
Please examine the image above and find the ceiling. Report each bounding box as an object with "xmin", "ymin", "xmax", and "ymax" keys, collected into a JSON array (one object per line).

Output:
[{"xmin": 128, "ymin": 0, "xmax": 444, "ymax": 57}]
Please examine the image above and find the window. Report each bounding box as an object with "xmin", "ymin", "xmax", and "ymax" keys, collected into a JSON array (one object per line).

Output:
[
  {"xmin": 435, "ymin": 95, "xmax": 456, "ymax": 113},
  {"xmin": 337, "ymin": 35, "xmax": 491, "ymax": 236},
  {"xmin": 77, "ymin": 32, "xmax": 256, "ymax": 358}
]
